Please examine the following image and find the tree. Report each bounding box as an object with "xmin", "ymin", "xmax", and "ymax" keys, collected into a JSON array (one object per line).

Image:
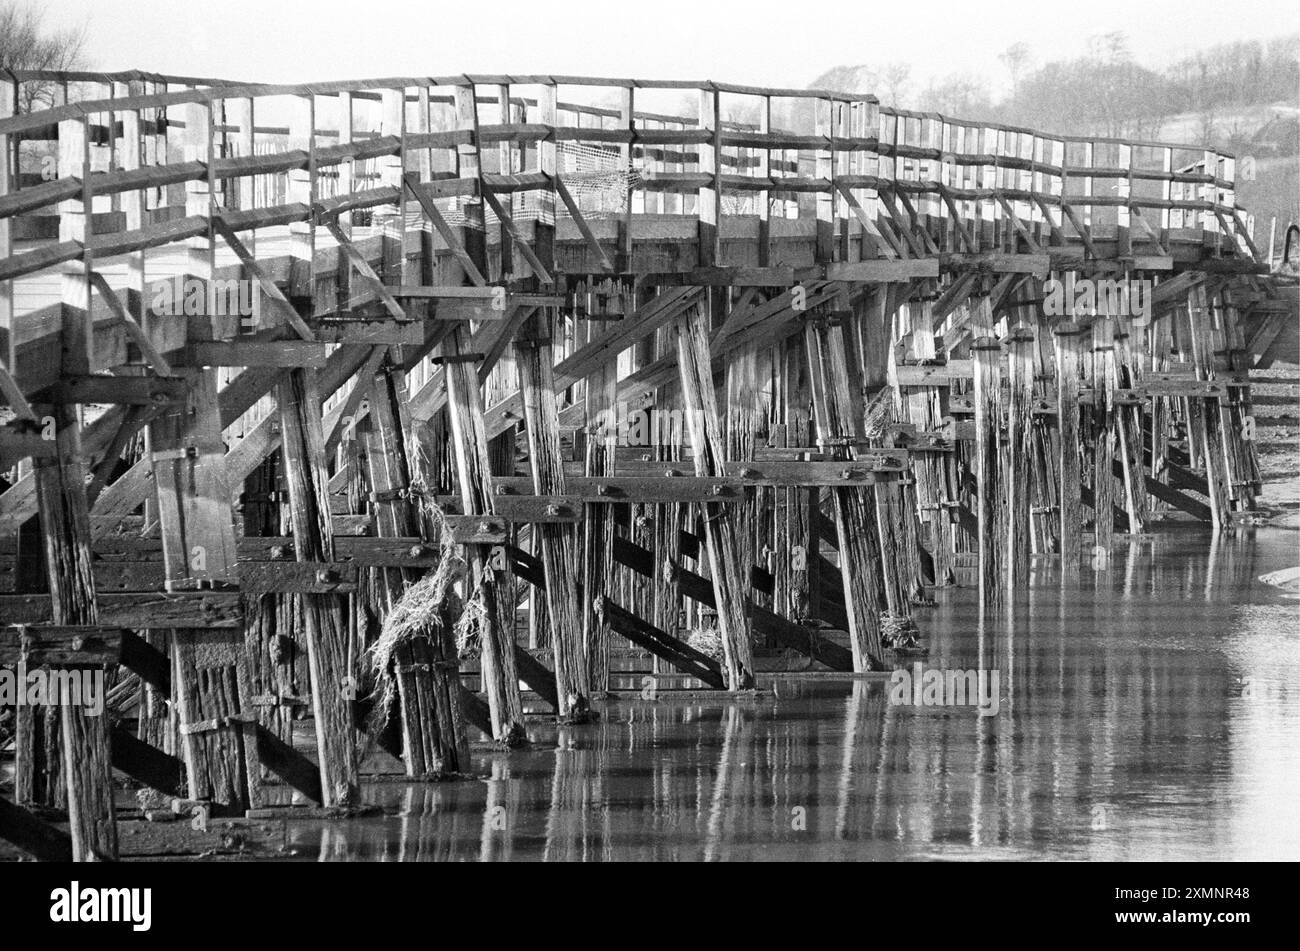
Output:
[
  {"xmin": 918, "ymin": 73, "xmax": 994, "ymax": 119},
  {"xmin": 999, "ymin": 42, "xmax": 1033, "ymax": 101},
  {"xmin": 880, "ymin": 62, "xmax": 912, "ymax": 107},
  {"xmin": 0, "ymin": 2, "xmax": 88, "ymax": 112}
]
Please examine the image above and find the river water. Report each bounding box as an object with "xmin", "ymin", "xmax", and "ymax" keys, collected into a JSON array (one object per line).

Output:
[{"xmin": 292, "ymin": 528, "xmax": 1299, "ymax": 860}]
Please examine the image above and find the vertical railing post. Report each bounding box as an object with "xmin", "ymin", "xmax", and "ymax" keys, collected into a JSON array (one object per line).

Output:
[
  {"xmin": 335, "ymin": 91, "xmax": 353, "ymax": 240},
  {"xmin": 815, "ymin": 96, "xmax": 834, "ymax": 263},
  {"xmin": 617, "ymin": 85, "xmax": 634, "ymax": 270},
  {"xmin": 380, "ymin": 87, "xmax": 406, "ymax": 283},
  {"xmin": 538, "ymin": 81, "xmax": 558, "ymax": 227},
  {"xmin": 698, "ymin": 84, "xmax": 721, "ymax": 267},
  {"xmin": 1117, "ymin": 142, "xmax": 1132, "ymax": 257},
  {"xmin": 832, "ymin": 98, "xmax": 849, "ymax": 261},
  {"xmin": 113, "ymin": 82, "xmax": 146, "ymax": 332},
  {"xmin": 757, "ymin": 95, "xmax": 771, "ymax": 266},
  {"xmin": 0, "ymin": 72, "xmax": 15, "ymax": 388}
]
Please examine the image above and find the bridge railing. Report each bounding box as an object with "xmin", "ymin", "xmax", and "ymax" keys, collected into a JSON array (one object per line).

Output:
[{"xmin": 0, "ymin": 70, "xmax": 1262, "ymax": 395}]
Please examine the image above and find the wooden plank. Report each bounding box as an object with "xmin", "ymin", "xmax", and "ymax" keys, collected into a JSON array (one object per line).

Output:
[
  {"xmin": 1126, "ymin": 459, "xmax": 1213, "ymax": 521},
  {"xmin": 212, "ymin": 216, "xmax": 316, "ymax": 341},
  {"xmin": 0, "ymin": 624, "xmax": 123, "ymax": 665},
  {"xmin": 254, "ymin": 724, "xmax": 323, "ymax": 805},
  {"xmin": 697, "ymin": 87, "xmax": 721, "ymax": 267},
  {"xmin": 36, "ymin": 374, "xmax": 188, "ymax": 405},
  {"xmin": 403, "ymin": 173, "xmax": 487, "ymax": 287},
  {"xmin": 482, "ymin": 189, "xmax": 554, "ymax": 284},
  {"xmin": 0, "ymin": 796, "xmax": 74, "ymax": 863},
  {"xmin": 595, "ymin": 597, "xmax": 724, "ymax": 689},
  {"xmin": 894, "ymin": 361, "xmax": 974, "ymax": 386},
  {"xmin": 554, "ymin": 174, "xmax": 615, "ymax": 272},
  {"xmin": 110, "ymin": 723, "xmax": 185, "ymax": 796},
  {"xmin": 0, "ymin": 592, "xmax": 242, "ymax": 627},
  {"xmin": 322, "ymin": 219, "xmax": 408, "ymax": 321},
  {"xmin": 0, "ymin": 427, "xmax": 56, "ymax": 471},
  {"xmin": 87, "ymin": 270, "xmax": 172, "ymax": 375},
  {"xmin": 611, "ymin": 535, "xmax": 853, "ymax": 671},
  {"xmin": 184, "ymin": 340, "xmax": 330, "ymax": 368}
]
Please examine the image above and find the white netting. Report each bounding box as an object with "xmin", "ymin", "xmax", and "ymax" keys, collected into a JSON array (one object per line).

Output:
[
  {"xmin": 414, "ymin": 141, "xmax": 641, "ymax": 226},
  {"xmin": 555, "ymin": 141, "xmax": 643, "ymax": 217}
]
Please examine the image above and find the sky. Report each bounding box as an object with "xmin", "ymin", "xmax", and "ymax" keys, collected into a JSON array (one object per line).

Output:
[{"xmin": 39, "ymin": 0, "xmax": 1300, "ymax": 99}]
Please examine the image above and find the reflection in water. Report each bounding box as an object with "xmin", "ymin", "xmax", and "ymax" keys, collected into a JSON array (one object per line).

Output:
[{"xmin": 282, "ymin": 529, "xmax": 1298, "ymax": 861}]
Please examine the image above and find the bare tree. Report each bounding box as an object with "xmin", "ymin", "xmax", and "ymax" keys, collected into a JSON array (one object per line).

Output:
[
  {"xmin": 999, "ymin": 42, "xmax": 1033, "ymax": 101},
  {"xmin": 0, "ymin": 1, "xmax": 88, "ymax": 112},
  {"xmin": 918, "ymin": 72, "xmax": 994, "ymax": 119},
  {"xmin": 880, "ymin": 62, "xmax": 912, "ymax": 107}
]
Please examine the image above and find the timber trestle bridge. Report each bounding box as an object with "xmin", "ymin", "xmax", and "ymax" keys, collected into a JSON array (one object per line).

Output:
[{"xmin": 0, "ymin": 69, "xmax": 1295, "ymax": 860}]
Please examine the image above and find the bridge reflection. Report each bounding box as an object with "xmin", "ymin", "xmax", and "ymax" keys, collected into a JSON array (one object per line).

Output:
[{"xmin": 290, "ymin": 528, "xmax": 1298, "ymax": 861}]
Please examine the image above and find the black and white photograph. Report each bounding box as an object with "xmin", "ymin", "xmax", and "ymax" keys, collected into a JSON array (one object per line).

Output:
[{"xmin": 0, "ymin": 0, "xmax": 1296, "ymax": 928}]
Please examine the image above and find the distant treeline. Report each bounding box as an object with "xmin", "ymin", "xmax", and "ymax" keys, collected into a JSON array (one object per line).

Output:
[
  {"xmin": 998, "ymin": 33, "xmax": 1300, "ymax": 147},
  {"xmin": 812, "ymin": 32, "xmax": 1300, "ymax": 151}
]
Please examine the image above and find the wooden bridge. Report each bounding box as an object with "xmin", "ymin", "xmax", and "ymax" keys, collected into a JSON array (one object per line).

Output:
[{"xmin": 0, "ymin": 68, "xmax": 1296, "ymax": 861}]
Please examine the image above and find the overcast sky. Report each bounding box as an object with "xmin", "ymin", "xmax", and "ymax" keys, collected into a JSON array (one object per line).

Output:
[{"xmin": 43, "ymin": 0, "xmax": 1300, "ymax": 97}]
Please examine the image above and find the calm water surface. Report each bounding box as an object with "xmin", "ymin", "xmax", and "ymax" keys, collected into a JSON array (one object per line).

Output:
[{"xmin": 291, "ymin": 528, "xmax": 1299, "ymax": 861}]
